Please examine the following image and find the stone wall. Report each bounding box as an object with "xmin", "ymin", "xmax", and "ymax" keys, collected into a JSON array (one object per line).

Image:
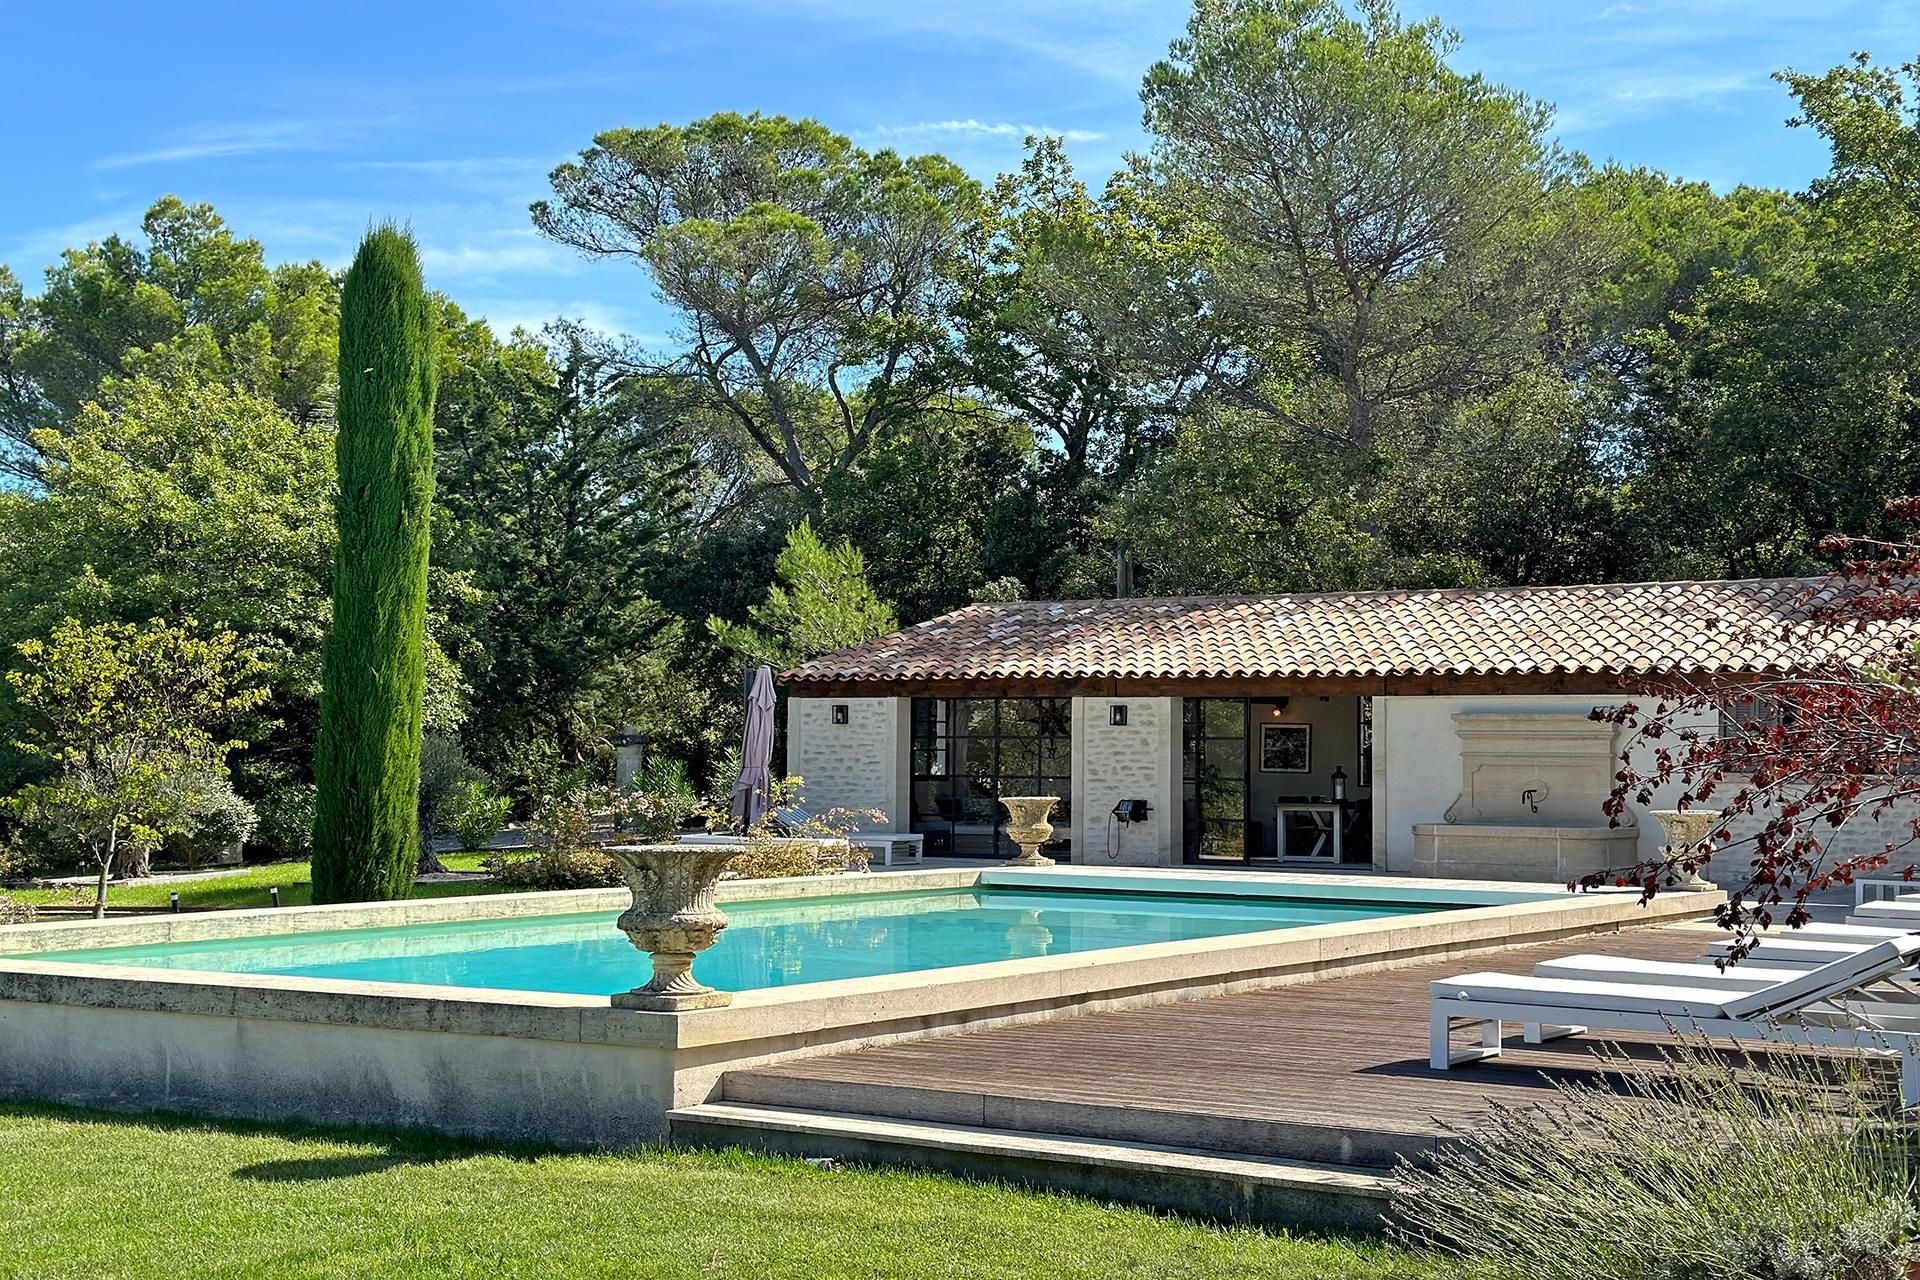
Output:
[
  {"xmin": 1073, "ymin": 696, "xmax": 1181, "ymax": 866},
  {"xmin": 785, "ymin": 697, "xmax": 908, "ymax": 832}
]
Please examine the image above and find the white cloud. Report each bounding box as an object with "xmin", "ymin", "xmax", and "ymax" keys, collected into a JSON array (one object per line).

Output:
[
  {"xmin": 95, "ymin": 120, "xmax": 341, "ymax": 170},
  {"xmin": 866, "ymin": 119, "xmax": 1105, "ymax": 143},
  {"xmin": 419, "ymin": 232, "xmax": 568, "ymax": 281},
  {"xmin": 0, "ymin": 210, "xmax": 145, "ymax": 273}
]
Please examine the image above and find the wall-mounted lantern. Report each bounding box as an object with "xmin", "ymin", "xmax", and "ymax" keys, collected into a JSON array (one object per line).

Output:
[
  {"xmin": 831, "ymin": 704, "xmax": 849, "ymax": 725},
  {"xmin": 1109, "ymin": 704, "xmax": 1128, "ymax": 726}
]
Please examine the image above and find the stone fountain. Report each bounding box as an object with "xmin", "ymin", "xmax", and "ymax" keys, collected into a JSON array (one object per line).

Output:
[
  {"xmin": 606, "ymin": 842, "xmax": 742, "ymax": 1011},
  {"xmin": 998, "ymin": 795, "xmax": 1059, "ymax": 867},
  {"xmin": 1650, "ymin": 808, "xmax": 1721, "ymax": 891}
]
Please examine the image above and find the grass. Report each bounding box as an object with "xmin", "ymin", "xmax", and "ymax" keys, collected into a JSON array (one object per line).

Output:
[
  {"xmin": 7, "ymin": 857, "xmax": 514, "ymax": 913},
  {"xmin": 0, "ymin": 1102, "xmax": 1436, "ymax": 1279}
]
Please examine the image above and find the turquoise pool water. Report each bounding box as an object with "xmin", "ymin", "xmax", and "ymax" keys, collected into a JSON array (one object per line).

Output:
[{"xmin": 19, "ymin": 886, "xmax": 1445, "ymax": 996}]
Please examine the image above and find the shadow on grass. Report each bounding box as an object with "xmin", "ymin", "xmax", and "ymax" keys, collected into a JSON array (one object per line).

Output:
[
  {"xmin": 233, "ymin": 1152, "xmax": 425, "ymax": 1181},
  {"xmin": 0, "ymin": 1098, "xmax": 585, "ymax": 1183}
]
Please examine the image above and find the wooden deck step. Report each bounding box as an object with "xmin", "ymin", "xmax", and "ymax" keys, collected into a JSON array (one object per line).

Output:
[
  {"xmin": 668, "ymin": 1101, "xmax": 1396, "ymax": 1231},
  {"xmin": 720, "ymin": 1069, "xmax": 1438, "ymax": 1167}
]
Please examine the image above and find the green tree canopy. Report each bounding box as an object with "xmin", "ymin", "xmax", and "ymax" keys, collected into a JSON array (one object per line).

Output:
[
  {"xmin": 1142, "ymin": 0, "xmax": 1593, "ymax": 454},
  {"xmin": 7, "ymin": 617, "xmax": 268, "ymax": 912},
  {"xmin": 709, "ymin": 520, "xmax": 898, "ymax": 671},
  {"xmin": 534, "ymin": 112, "xmax": 987, "ymax": 502}
]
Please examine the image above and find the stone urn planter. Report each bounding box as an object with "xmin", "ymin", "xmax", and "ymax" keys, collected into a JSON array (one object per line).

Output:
[
  {"xmin": 605, "ymin": 842, "xmax": 743, "ymax": 1011},
  {"xmin": 999, "ymin": 795, "xmax": 1059, "ymax": 867},
  {"xmin": 1650, "ymin": 809, "xmax": 1720, "ymax": 891}
]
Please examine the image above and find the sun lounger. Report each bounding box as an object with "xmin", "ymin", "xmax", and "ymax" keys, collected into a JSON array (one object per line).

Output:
[{"xmin": 1431, "ymin": 936, "xmax": 1920, "ymax": 1103}]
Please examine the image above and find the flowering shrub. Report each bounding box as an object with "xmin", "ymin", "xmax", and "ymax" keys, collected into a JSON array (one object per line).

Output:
[
  {"xmin": 705, "ymin": 775, "xmax": 884, "ymax": 879},
  {"xmin": 483, "ymin": 773, "xmax": 702, "ymax": 889}
]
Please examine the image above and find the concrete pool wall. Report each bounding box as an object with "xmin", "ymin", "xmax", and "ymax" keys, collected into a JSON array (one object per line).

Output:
[{"xmin": 0, "ymin": 866, "xmax": 1718, "ymax": 1146}]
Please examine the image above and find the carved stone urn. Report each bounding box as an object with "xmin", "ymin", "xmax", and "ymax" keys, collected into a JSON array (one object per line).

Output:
[
  {"xmin": 1650, "ymin": 809, "xmax": 1720, "ymax": 891},
  {"xmin": 999, "ymin": 795, "xmax": 1059, "ymax": 867},
  {"xmin": 606, "ymin": 842, "xmax": 742, "ymax": 1011}
]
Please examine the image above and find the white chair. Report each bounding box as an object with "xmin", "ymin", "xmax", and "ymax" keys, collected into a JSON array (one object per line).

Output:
[{"xmin": 1430, "ymin": 936, "xmax": 1920, "ymax": 1104}]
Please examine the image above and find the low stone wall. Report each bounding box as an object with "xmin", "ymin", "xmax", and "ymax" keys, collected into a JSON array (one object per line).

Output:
[{"xmin": 0, "ymin": 867, "xmax": 1719, "ymax": 1147}]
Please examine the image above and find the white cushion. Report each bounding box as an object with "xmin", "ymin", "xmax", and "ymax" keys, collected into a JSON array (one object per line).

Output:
[
  {"xmin": 1535, "ymin": 955, "xmax": 1796, "ymax": 992},
  {"xmin": 1850, "ymin": 900, "xmax": 1920, "ymax": 923},
  {"xmin": 1431, "ymin": 972, "xmax": 1743, "ymax": 1018}
]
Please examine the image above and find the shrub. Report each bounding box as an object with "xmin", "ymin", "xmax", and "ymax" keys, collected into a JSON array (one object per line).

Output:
[
  {"xmin": 483, "ymin": 787, "xmax": 620, "ymax": 889},
  {"xmin": 1392, "ymin": 1037, "xmax": 1920, "ymax": 1280},
  {"xmin": 484, "ymin": 845, "xmax": 621, "ymax": 890},
  {"xmin": 0, "ymin": 836, "xmax": 33, "ymax": 924},
  {"xmin": 157, "ymin": 769, "xmax": 258, "ymax": 868},
  {"xmin": 418, "ymin": 734, "xmax": 483, "ymax": 836},
  {"xmin": 253, "ymin": 783, "xmax": 317, "ymax": 860},
  {"xmin": 703, "ymin": 775, "xmax": 880, "ymax": 880},
  {"xmin": 445, "ymin": 778, "xmax": 511, "ymax": 850}
]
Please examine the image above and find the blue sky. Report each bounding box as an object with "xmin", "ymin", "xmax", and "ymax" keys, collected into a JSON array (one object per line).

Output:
[{"xmin": 4, "ymin": 0, "xmax": 1918, "ymax": 344}]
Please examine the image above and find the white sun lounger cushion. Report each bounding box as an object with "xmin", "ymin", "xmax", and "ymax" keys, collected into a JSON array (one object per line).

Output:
[
  {"xmin": 1851, "ymin": 900, "xmax": 1920, "ymax": 924},
  {"xmin": 1704, "ymin": 938, "xmax": 1884, "ymax": 966},
  {"xmin": 1534, "ymin": 955, "xmax": 1802, "ymax": 992},
  {"xmin": 1430, "ymin": 973, "xmax": 1745, "ymax": 1018}
]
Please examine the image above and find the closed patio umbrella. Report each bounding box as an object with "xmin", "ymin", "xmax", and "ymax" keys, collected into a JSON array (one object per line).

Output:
[{"xmin": 730, "ymin": 665, "xmax": 777, "ymax": 832}]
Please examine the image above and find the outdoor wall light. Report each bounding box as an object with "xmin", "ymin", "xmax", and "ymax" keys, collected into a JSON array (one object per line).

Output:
[
  {"xmin": 1109, "ymin": 704, "xmax": 1128, "ymax": 726},
  {"xmin": 831, "ymin": 704, "xmax": 850, "ymax": 725}
]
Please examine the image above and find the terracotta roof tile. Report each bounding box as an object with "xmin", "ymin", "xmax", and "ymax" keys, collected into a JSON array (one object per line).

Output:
[{"xmin": 783, "ymin": 577, "xmax": 1902, "ymax": 688}]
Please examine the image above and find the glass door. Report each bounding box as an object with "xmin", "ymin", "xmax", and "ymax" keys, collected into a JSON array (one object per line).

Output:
[
  {"xmin": 910, "ymin": 697, "xmax": 1073, "ymax": 858},
  {"xmin": 1182, "ymin": 698, "xmax": 1250, "ymax": 863}
]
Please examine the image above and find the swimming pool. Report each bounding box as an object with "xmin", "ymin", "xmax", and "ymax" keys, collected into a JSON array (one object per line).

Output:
[{"xmin": 17, "ymin": 884, "xmax": 1444, "ymax": 996}]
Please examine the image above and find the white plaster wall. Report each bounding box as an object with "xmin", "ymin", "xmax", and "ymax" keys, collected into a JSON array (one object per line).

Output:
[
  {"xmin": 785, "ymin": 697, "xmax": 909, "ymax": 832},
  {"xmin": 1374, "ymin": 694, "xmax": 1710, "ymax": 873},
  {"xmin": 1073, "ymin": 696, "xmax": 1181, "ymax": 866}
]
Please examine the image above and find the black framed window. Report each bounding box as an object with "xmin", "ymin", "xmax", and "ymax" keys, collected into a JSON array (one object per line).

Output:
[
  {"xmin": 1183, "ymin": 698, "xmax": 1250, "ymax": 863},
  {"xmin": 910, "ymin": 698, "xmax": 1073, "ymax": 858}
]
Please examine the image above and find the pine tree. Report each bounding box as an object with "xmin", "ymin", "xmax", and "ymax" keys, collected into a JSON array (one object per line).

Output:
[
  {"xmin": 708, "ymin": 520, "xmax": 898, "ymax": 670},
  {"xmin": 312, "ymin": 226, "xmax": 437, "ymax": 902}
]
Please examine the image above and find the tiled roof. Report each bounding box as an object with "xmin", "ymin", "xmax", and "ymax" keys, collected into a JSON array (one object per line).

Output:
[{"xmin": 783, "ymin": 577, "xmax": 1898, "ymax": 688}]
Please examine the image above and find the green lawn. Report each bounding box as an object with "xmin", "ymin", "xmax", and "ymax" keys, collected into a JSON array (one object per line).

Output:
[
  {"xmin": 0, "ymin": 1102, "xmax": 1436, "ymax": 1279},
  {"xmin": 9, "ymin": 856, "xmax": 513, "ymax": 913}
]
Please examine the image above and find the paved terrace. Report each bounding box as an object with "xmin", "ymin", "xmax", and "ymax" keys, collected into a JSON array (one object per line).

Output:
[{"xmin": 711, "ymin": 922, "xmax": 1870, "ymax": 1169}]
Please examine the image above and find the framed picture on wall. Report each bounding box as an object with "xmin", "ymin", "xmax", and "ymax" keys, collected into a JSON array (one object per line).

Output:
[{"xmin": 1259, "ymin": 723, "xmax": 1311, "ymax": 773}]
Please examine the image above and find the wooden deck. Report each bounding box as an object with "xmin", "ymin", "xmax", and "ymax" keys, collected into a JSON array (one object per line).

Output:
[{"xmin": 721, "ymin": 925, "xmax": 1829, "ymax": 1165}]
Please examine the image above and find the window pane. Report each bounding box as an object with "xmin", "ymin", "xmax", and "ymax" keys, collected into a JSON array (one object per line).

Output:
[
  {"xmin": 1203, "ymin": 699, "xmax": 1244, "ymax": 739},
  {"xmin": 963, "ymin": 699, "xmax": 997, "ymax": 738},
  {"xmin": 1198, "ymin": 821, "xmax": 1245, "ymax": 862},
  {"xmin": 1041, "ymin": 737, "xmax": 1072, "ymax": 777},
  {"xmin": 1042, "ymin": 779, "xmax": 1071, "ymax": 825},
  {"xmin": 1037, "ymin": 699, "xmax": 1072, "ymax": 738},
  {"xmin": 1204, "ymin": 738, "xmax": 1245, "ymax": 779},
  {"xmin": 1000, "ymin": 699, "xmax": 1039, "ymax": 736},
  {"xmin": 964, "ymin": 731, "xmax": 996, "ymax": 783},
  {"xmin": 1200, "ymin": 777, "xmax": 1245, "ymax": 818},
  {"xmin": 999, "ymin": 736, "xmax": 1039, "ymax": 780}
]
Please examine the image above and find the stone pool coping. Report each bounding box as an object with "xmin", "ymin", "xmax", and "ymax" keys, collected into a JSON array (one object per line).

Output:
[{"xmin": 0, "ymin": 866, "xmax": 1721, "ymax": 1146}]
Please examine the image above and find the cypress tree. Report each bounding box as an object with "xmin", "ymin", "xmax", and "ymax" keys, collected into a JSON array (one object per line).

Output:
[{"xmin": 312, "ymin": 226, "xmax": 438, "ymax": 902}]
